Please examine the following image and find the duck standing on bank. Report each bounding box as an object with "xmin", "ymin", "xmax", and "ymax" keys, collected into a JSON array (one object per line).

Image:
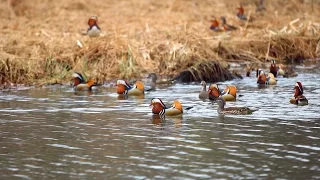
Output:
[
  {"xmin": 220, "ymin": 16, "xmax": 237, "ymax": 31},
  {"xmin": 289, "ymin": 82, "xmax": 308, "ymax": 105},
  {"xmin": 87, "ymin": 16, "xmax": 101, "ymax": 37},
  {"xmin": 210, "ymin": 16, "xmax": 221, "ymax": 31},
  {"xmin": 72, "ymin": 72, "xmax": 96, "ymax": 91}
]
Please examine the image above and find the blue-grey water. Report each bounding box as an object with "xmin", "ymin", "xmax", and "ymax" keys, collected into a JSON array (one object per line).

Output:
[{"xmin": 0, "ymin": 66, "xmax": 320, "ymax": 179}]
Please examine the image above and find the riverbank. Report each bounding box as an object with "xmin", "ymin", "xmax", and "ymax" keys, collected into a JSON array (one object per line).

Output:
[{"xmin": 1, "ymin": 0, "xmax": 319, "ymax": 86}]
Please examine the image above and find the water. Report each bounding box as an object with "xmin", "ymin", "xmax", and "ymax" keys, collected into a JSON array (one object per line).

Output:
[{"xmin": 1, "ymin": 68, "xmax": 320, "ymax": 179}]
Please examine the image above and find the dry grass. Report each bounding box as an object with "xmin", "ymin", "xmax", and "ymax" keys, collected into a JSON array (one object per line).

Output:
[{"xmin": 0, "ymin": 0, "xmax": 320, "ymax": 85}]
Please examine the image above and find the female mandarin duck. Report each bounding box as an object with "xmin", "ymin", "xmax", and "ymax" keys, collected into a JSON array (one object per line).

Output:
[
  {"xmin": 220, "ymin": 16, "xmax": 237, "ymax": 31},
  {"xmin": 150, "ymin": 98, "xmax": 183, "ymax": 117},
  {"xmin": 257, "ymin": 69, "xmax": 277, "ymax": 85},
  {"xmin": 208, "ymin": 84, "xmax": 237, "ymax": 101},
  {"xmin": 146, "ymin": 73, "xmax": 157, "ymax": 91},
  {"xmin": 216, "ymin": 97, "xmax": 255, "ymax": 115},
  {"xmin": 199, "ymin": 81, "xmax": 209, "ymax": 99},
  {"xmin": 116, "ymin": 80, "xmax": 145, "ymax": 96},
  {"xmin": 87, "ymin": 16, "xmax": 101, "ymax": 37},
  {"xmin": 269, "ymin": 59, "xmax": 278, "ymax": 77},
  {"xmin": 256, "ymin": 0, "xmax": 266, "ymax": 12},
  {"xmin": 72, "ymin": 72, "xmax": 95, "ymax": 91},
  {"xmin": 290, "ymin": 82, "xmax": 308, "ymax": 105},
  {"xmin": 210, "ymin": 17, "xmax": 221, "ymax": 31}
]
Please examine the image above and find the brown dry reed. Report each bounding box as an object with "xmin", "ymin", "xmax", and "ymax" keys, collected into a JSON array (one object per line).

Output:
[{"xmin": 0, "ymin": 0, "xmax": 320, "ymax": 86}]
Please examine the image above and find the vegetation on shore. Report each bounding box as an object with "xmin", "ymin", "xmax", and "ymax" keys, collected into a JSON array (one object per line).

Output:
[{"xmin": 0, "ymin": 0, "xmax": 319, "ymax": 86}]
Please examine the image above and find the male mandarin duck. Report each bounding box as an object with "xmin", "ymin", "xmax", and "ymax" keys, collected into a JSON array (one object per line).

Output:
[
  {"xmin": 257, "ymin": 70, "xmax": 277, "ymax": 85},
  {"xmin": 87, "ymin": 16, "xmax": 101, "ymax": 37},
  {"xmin": 236, "ymin": 4, "xmax": 254, "ymax": 22},
  {"xmin": 256, "ymin": 0, "xmax": 266, "ymax": 12},
  {"xmin": 269, "ymin": 59, "xmax": 278, "ymax": 77},
  {"xmin": 236, "ymin": 4, "xmax": 247, "ymax": 21},
  {"xmin": 216, "ymin": 97, "xmax": 256, "ymax": 115},
  {"xmin": 199, "ymin": 81, "xmax": 209, "ymax": 99},
  {"xmin": 210, "ymin": 17, "xmax": 221, "ymax": 31},
  {"xmin": 72, "ymin": 72, "xmax": 95, "ymax": 91},
  {"xmin": 220, "ymin": 16, "xmax": 237, "ymax": 31},
  {"xmin": 289, "ymin": 82, "xmax": 308, "ymax": 105},
  {"xmin": 208, "ymin": 84, "xmax": 237, "ymax": 101},
  {"xmin": 150, "ymin": 98, "xmax": 183, "ymax": 117},
  {"xmin": 116, "ymin": 80, "xmax": 145, "ymax": 96}
]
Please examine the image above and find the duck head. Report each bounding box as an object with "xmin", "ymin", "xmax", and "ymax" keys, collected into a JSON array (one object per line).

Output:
[
  {"xmin": 88, "ymin": 16, "xmax": 99, "ymax": 28},
  {"xmin": 150, "ymin": 98, "xmax": 167, "ymax": 115},
  {"xmin": 220, "ymin": 16, "xmax": 227, "ymax": 25},
  {"xmin": 257, "ymin": 70, "xmax": 267, "ymax": 84},
  {"xmin": 147, "ymin": 73, "xmax": 158, "ymax": 83},
  {"xmin": 294, "ymin": 82, "xmax": 304, "ymax": 97},
  {"xmin": 72, "ymin": 72, "xmax": 86, "ymax": 86},
  {"xmin": 209, "ymin": 84, "xmax": 221, "ymax": 99},
  {"xmin": 200, "ymin": 81, "xmax": 207, "ymax": 90},
  {"xmin": 270, "ymin": 59, "xmax": 278, "ymax": 77},
  {"xmin": 116, "ymin": 80, "xmax": 131, "ymax": 94}
]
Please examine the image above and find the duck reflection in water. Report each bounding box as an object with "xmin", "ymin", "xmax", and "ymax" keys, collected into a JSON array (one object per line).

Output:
[
  {"xmin": 151, "ymin": 114, "xmax": 183, "ymax": 129},
  {"xmin": 117, "ymin": 94, "xmax": 145, "ymax": 100}
]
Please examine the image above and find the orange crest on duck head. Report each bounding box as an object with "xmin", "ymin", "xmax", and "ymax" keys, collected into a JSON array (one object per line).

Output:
[
  {"xmin": 209, "ymin": 84, "xmax": 221, "ymax": 98},
  {"xmin": 88, "ymin": 16, "xmax": 98, "ymax": 27}
]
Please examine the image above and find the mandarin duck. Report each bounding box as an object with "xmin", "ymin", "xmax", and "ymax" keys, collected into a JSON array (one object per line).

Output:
[
  {"xmin": 216, "ymin": 97, "xmax": 256, "ymax": 115},
  {"xmin": 208, "ymin": 84, "xmax": 237, "ymax": 101},
  {"xmin": 150, "ymin": 98, "xmax": 183, "ymax": 117},
  {"xmin": 199, "ymin": 81, "xmax": 209, "ymax": 99},
  {"xmin": 269, "ymin": 59, "xmax": 278, "ymax": 77},
  {"xmin": 256, "ymin": 0, "xmax": 266, "ymax": 12},
  {"xmin": 220, "ymin": 16, "xmax": 237, "ymax": 31},
  {"xmin": 210, "ymin": 17, "xmax": 221, "ymax": 31},
  {"xmin": 236, "ymin": 4, "xmax": 247, "ymax": 21},
  {"xmin": 116, "ymin": 80, "xmax": 145, "ymax": 96},
  {"xmin": 87, "ymin": 16, "xmax": 101, "ymax": 37},
  {"xmin": 146, "ymin": 73, "xmax": 157, "ymax": 91},
  {"xmin": 72, "ymin": 72, "xmax": 95, "ymax": 91},
  {"xmin": 289, "ymin": 82, "xmax": 308, "ymax": 105},
  {"xmin": 257, "ymin": 70, "xmax": 277, "ymax": 85}
]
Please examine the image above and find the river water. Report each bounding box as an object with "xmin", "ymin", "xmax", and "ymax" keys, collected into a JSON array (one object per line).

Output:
[{"xmin": 0, "ymin": 66, "xmax": 320, "ymax": 179}]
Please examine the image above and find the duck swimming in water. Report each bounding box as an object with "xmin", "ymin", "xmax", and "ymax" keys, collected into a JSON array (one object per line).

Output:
[
  {"xmin": 150, "ymin": 98, "xmax": 183, "ymax": 117},
  {"xmin": 199, "ymin": 81, "xmax": 209, "ymax": 100},
  {"xmin": 289, "ymin": 82, "xmax": 308, "ymax": 105},
  {"xmin": 208, "ymin": 84, "xmax": 237, "ymax": 101},
  {"xmin": 72, "ymin": 72, "xmax": 96, "ymax": 91},
  {"xmin": 215, "ymin": 97, "xmax": 256, "ymax": 115},
  {"xmin": 116, "ymin": 80, "xmax": 145, "ymax": 96}
]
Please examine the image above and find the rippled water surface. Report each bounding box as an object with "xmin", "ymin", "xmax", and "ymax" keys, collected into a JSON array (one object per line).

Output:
[{"xmin": 1, "ymin": 67, "xmax": 320, "ymax": 179}]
